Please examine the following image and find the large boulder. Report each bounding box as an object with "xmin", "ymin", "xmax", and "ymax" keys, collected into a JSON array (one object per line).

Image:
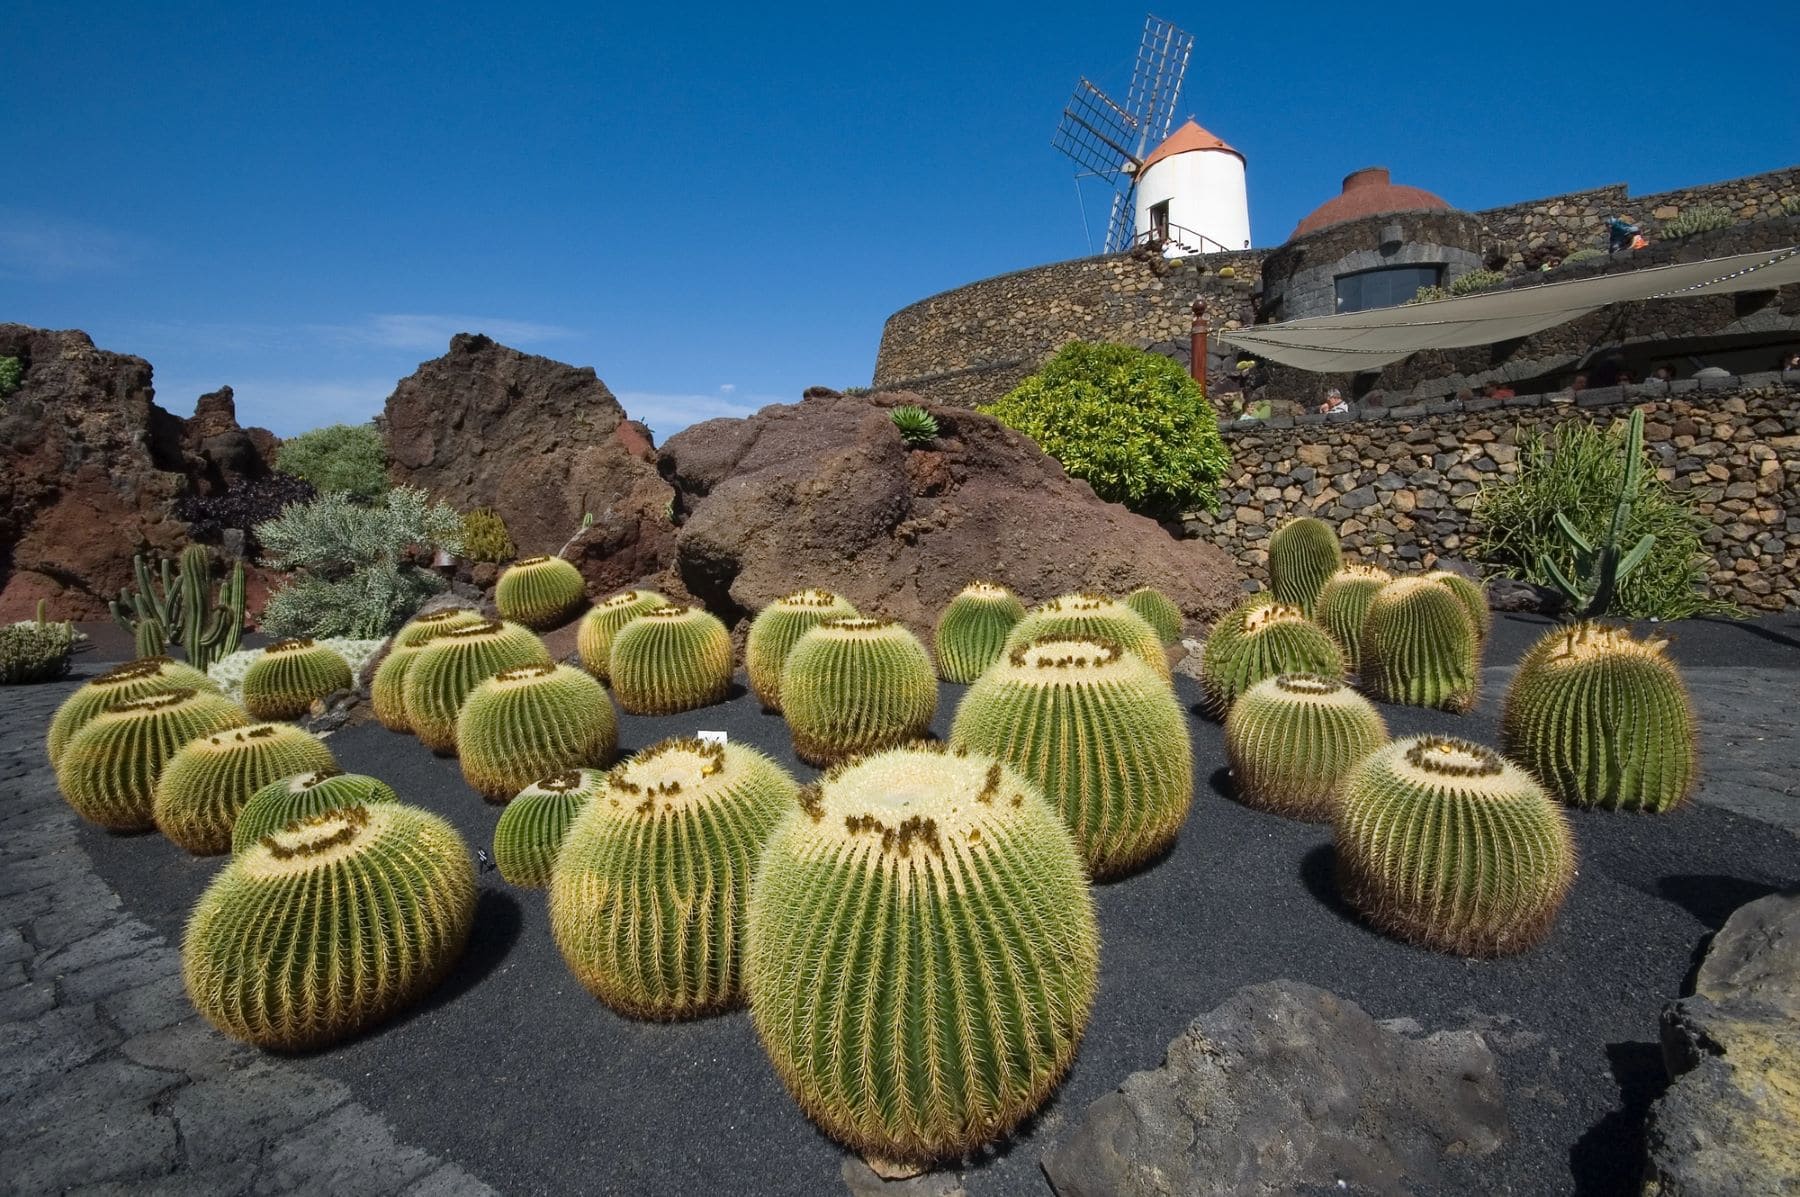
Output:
[{"xmin": 659, "ymin": 392, "xmax": 1244, "ymax": 638}]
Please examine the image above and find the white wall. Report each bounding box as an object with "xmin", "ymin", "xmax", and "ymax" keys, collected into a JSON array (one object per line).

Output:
[{"xmin": 1134, "ymin": 151, "xmax": 1252, "ymax": 256}]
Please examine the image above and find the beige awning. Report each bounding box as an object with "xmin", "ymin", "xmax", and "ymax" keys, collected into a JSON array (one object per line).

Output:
[{"xmin": 1219, "ymin": 245, "xmax": 1800, "ymax": 373}]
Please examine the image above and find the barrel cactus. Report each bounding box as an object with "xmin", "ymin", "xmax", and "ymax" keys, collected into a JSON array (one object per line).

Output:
[
  {"xmin": 575, "ymin": 589, "xmax": 668, "ymax": 681},
  {"xmin": 241, "ymin": 639, "xmax": 354, "ymax": 721},
  {"xmin": 184, "ymin": 802, "xmax": 476, "ymax": 1050},
  {"xmin": 745, "ymin": 744, "xmax": 1099, "ymax": 1165},
  {"xmin": 608, "ymin": 605, "xmax": 734, "ymax": 715},
  {"xmin": 48, "ymin": 657, "xmax": 219, "ymax": 769},
  {"xmin": 1334, "ymin": 735, "xmax": 1575, "ymax": 956},
  {"xmin": 1223, "ymin": 673, "xmax": 1387, "ymax": 820},
  {"xmin": 1315, "ymin": 564, "xmax": 1392, "ymax": 675},
  {"xmin": 1199, "ymin": 598, "xmax": 1344, "ymax": 717},
  {"xmin": 1360, "ymin": 577, "xmax": 1481, "ymax": 712},
  {"xmin": 1501, "ymin": 622, "xmax": 1697, "ymax": 812},
  {"xmin": 1424, "ymin": 569, "xmax": 1492, "ymax": 642},
  {"xmin": 951, "ymin": 636, "xmax": 1193, "ymax": 878},
  {"xmin": 780, "ymin": 617, "xmax": 938, "ymax": 766},
  {"xmin": 1125, "ymin": 585, "xmax": 1183, "ymax": 646},
  {"xmin": 494, "ymin": 555, "xmax": 588, "ymax": 630},
  {"xmin": 494, "ymin": 768, "xmax": 604, "ymax": 888},
  {"xmin": 56, "ymin": 689, "xmax": 248, "ymax": 831},
  {"xmin": 550, "ymin": 739, "xmax": 798, "ymax": 1018},
  {"xmin": 1268, "ymin": 516, "xmax": 1343, "ymax": 614},
  {"xmin": 933, "ymin": 581, "xmax": 1028, "ymax": 683},
  {"xmin": 745, "ymin": 589, "xmax": 859, "ymax": 711},
  {"xmin": 456, "ymin": 663, "xmax": 618, "ymax": 801},
  {"xmin": 153, "ymin": 722, "xmax": 337, "ymax": 854},
  {"xmin": 232, "ymin": 769, "xmax": 400, "ymax": 854},
  {"xmin": 402, "ymin": 619, "xmax": 552, "ymax": 754},
  {"xmin": 372, "ymin": 608, "xmax": 487, "ymax": 732},
  {"xmin": 1002, "ymin": 593, "xmax": 1169, "ymax": 680}
]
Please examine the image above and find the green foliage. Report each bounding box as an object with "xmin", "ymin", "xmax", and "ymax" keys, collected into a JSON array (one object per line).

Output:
[
  {"xmin": 47, "ymin": 658, "xmax": 219, "ymax": 768},
  {"xmin": 1124, "ymin": 585, "xmax": 1183, "ymax": 646},
  {"xmin": 1315, "ymin": 565, "xmax": 1391, "ymax": 675},
  {"xmin": 780, "ymin": 618, "xmax": 938, "ymax": 765},
  {"xmin": 608, "ymin": 606, "xmax": 734, "ymax": 715},
  {"xmin": 1450, "ymin": 268, "xmax": 1506, "ymax": 296},
  {"xmin": 1781, "ymin": 194, "xmax": 1800, "ymax": 217},
  {"xmin": 1223, "ymin": 674, "xmax": 1387, "ymax": 821},
  {"xmin": 256, "ymin": 487, "xmax": 464, "ymax": 639},
  {"xmin": 402, "ymin": 619, "xmax": 552, "ymax": 754},
  {"xmin": 152, "ymin": 723, "xmax": 336, "ymax": 855},
  {"xmin": 241, "ymin": 638, "xmax": 354, "ymax": 720},
  {"xmin": 1268, "ymin": 517, "xmax": 1342, "ymax": 616},
  {"xmin": 495, "ymin": 768, "xmax": 603, "ymax": 888},
  {"xmin": 1405, "ymin": 285, "xmax": 1450, "ymax": 305},
  {"xmin": 576, "ymin": 589, "xmax": 668, "ymax": 682},
  {"xmin": 934, "ymin": 582, "xmax": 1027, "ymax": 682},
  {"xmin": 1199, "ymin": 598, "xmax": 1344, "ymax": 717},
  {"xmin": 109, "ymin": 546, "xmax": 246, "ymax": 672},
  {"xmin": 232, "ymin": 769, "xmax": 399, "ymax": 854},
  {"xmin": 494, "ymin": 555, "xmax": 588, "ymax": 629},
  {"xmin": 0, "ymin": 356, "xmax": 21, "ymax": 398},
  {"xmin": 1003, "ymin": 593, "xmax": 1169, "ymax": 680},
  {"xmin": 56, "ymin": 689, "xmax": 248, "ymax": 831},
  {"xmin": 986, "ymin": 341, "xmax": 1231, "ymax": 516},
  {"xmin": 460, "ymin": 508, "xmax": 515, "ymax": 563},
  {"xmin": 1659, "ymin": 204, "xmax": 1734, "ymax": 239},
  {"xmin": 1563, "ymin": 247, "xmax": 1606, "ymax": 265},
  {"xmin": 274, "ymin": 423, "xmax": 389, "ymax": 499},
  {"xmin": 1359, "ymin": 578, "xmax": 1481, "ymax": 712},
  {"xmin": 455, "ymin": 664, "xmax": 617, "ymax": 800},
  {"xmin": 745, "ymin": 589, "xmax": 859, "ymax": 712},
  {"xmin": 1, "ymin": 611, "xmax": 76, "ymax": 685},
  {"xmin": 889, "ymin": 405, "xmax": 939, "ymax": 446},
  {"xmin": 371, "ymin": 608, "xmax": 487, "ymax": 732}
]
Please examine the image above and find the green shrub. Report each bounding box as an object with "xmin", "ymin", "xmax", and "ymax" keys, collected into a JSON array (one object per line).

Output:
[
  {"xmin": 1405, "ymin": 285, "xmax": 1450, "ymax": 305},
  {"xmin": 460, "ymin": 508, "xmax": 515, "ymax": 563},
  {"xmin": 275, "ymin": 423, "xmax": 389, "ymax": 499},
  {"xmin": 0, "ymin": 356, "xmax": 21, "ymax": 398},
  {"xmin": 1471, "ymin": 418, "xmax": 1732, "ymax": 620},
  {"xmin": 1659, "ymin": 204, "xmax": 1734, "ymax": 239},
  {"xmin": 0, "ymin": 618, "xmax": 76, "ymax": 684},
  {"xmin": 1563, "ymin": 247, "xmax": 1605, "ymax": 265},
  {"xmin": 256, "ymin": 487, "xmax": 464, "ymax": 639},
  {"xmin": 1450, "ymin": 268, "xmax": 1505, "ymax": 296},
  {"xmin": 985, "ymin": 342, "xmax": 1231, "ymax": 516}
]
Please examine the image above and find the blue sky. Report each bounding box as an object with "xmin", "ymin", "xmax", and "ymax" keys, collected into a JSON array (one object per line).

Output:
[{"xmin": 4, "ymin": 0, "xmax": 1794, "ymax": 440}]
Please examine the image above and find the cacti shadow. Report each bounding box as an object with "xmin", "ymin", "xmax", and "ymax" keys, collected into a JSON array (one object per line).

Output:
[
  {"xmin": 365, "ymin": 887, "xmax": 523, "ymax": 1043},
  {"xmin": 1206, "ymin": 765, "xmax": 1232, "ymax": 799},
  {"xmin": 1566, "ymin": 1041, "xmax": 1670, "ymax": 1197},
  {"xmin": 1654, "ymin": 874, "xmax": 1781, "ymax": 931},
  {"xmin": 1298, "ymin": 843, "xmax": 1364, "ymax": 928}
]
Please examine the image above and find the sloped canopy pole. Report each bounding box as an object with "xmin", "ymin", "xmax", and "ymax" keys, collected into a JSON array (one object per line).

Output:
[{"xmin": 1190, "ymin": 300, "xmax": 1208, "ymax": 387}]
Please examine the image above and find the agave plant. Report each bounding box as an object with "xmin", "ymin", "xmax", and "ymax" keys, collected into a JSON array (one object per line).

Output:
[{"xmin": 890, "ymin": 405, "xmax": 939, "ymax": 446}]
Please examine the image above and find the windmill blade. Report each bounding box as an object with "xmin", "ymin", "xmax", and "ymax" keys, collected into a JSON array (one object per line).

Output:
[
  {"xmin": 1104, "ymin": 185, "xmax": 1137, "ymax": 254},
  {"xmin": 1053, "ymin": 77, "xmax": 1142, "ymax": 181},
  {"xmin": 1123, "ymin": 14, "xmax": 1194, "ymax": 156}
]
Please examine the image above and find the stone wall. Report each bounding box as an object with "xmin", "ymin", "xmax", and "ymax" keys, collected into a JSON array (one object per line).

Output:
[
  {"xmin": 1181, "ymin": 378, "xmax": 1800, "ymax": 612},
  {"xmin": 1260, "ymin": 209, "xmax": 1487, "ymax": 323}
]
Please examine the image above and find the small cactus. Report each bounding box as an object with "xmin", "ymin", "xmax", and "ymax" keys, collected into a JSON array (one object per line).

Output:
[
  {"xmin": 1359, "ymin": 577, "xmax": 1481, "ymax": 712},
  {"xmin": 745, "ymin": 744, "xmax": 1098, "ymax": 1165},
  {"xmin": 1223, "ymin": 674, "xmax": 1387, "ymax": 821},
  {"xmin": 494, "ymin": 555, "xmax": 588, "ymax": 630},
  {"xmin": 1199, "ymin": 597, "xmax": 1345, "ymax": 717},
  {"xmin": 1002, "ymin": 593, "xmax": 1169, "ymax": 680},
  {"xmin": 56, "ymin": 689, "xmax": 248, "ymax": 831},
  {"xmin": 455, "ymin": 663, "xmax": 618, "ymax": 801},
  {"xmin": 153, "ymin": 723, "xmax": 337, "ymax": 854},
  {"xmin": 232, "ymin": 769, "xmax": 400, "ymax": 854},
  {"xmin": 184, "ymin": 802, "xmax": 476, "ymax": 1050},
  {"xmin": 402, "ymin": 620, "xmax": 552, "ymax": 754},
  {"xmin": 241, "ymin": 639, "xmax": 354, "ymax": 721},
  {"xmin": 1125, "ymin": 585, "xmax": 1183, "ymax": 646},
  {"xmin": 745, "ymin": 589, "xmax": 859, "ymax": 712},
  {"xmin": 780, "ymin": 617, "xmax": 938, "ymax": 766},
  {"xmin": 371, "ymin": 608, "xmax": 488, "ymax": 733},
  {"xmin": 607, "ymin": 605, "xmax": 733, "ymax": 715},
  {"xmin": 932, "ymin": 581, "xmax": 1026, "ymax": 683},
  {"xmin": 1423, "ymin": 570, "xmax": 1491, "ymax": 642},
  {"xmin": 47, "ymin": 657, "xmax": 220, "ymax": 769},
  {"xmin": 1501, "ymin": 622, "xmax": 1697, "ymax": 812},
  {"xmin": 1315, "ymin": 565, "xmax": 1393, "ymax": 675},
  {"xmin": 575, "ymin": 589, "xmax": 668, "ymax": 682},
  {"xmin": 1268, "ymin": 517, "xmax": 1343, "ymax": 615},
  {"xmin": 1334, "ymin": 736, "xmax": 1575, "ymax": 956},
  {"xmin": 493, "ymin": 768, "xmax": 604, "ymax": 888}
]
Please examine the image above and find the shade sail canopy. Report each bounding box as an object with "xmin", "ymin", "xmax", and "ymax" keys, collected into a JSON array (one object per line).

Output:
[{"xmin": 1219, "ymin": 245, "xmax": 1800, "ymax": 373}]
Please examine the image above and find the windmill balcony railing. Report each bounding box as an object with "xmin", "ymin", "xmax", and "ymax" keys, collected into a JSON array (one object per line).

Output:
[{"xmin": 1133, "ymin": 224, "xmax": 1234, "ymax": 255}]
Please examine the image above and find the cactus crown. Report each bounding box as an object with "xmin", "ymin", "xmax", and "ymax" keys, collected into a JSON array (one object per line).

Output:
[
  {"xmin": 960, "ymin": 580, "xmax": 1014, "ymax": 599},
  {"xmin": 291, "ymin": 768, "xmax": 346, "ymax": 790},
  {"xmin": 1008, "ymin": 635, "xmax": 1126, "ymax": 673},
  {"xmin": 600, "ymin": 590, "xmax": 652, "ymax": 609},
  {"xmin": 1382, "ymin": 576, "xmax": 1442, "ymax": 601},
  {"xmin": 444, "ymin": 619, "xmax": 506, "ymax": 639},
  {"xmin": 819, "ymin": 616, "xmax": 899, "ymax": 635},
  {"xmin": 1537, "ymin": 621, "xmax": 1668, "ymax": 665},
  {"xmin": 794, "ymin": 745, "xmax": 1029, "ymax": 861},
  {"xmin": 1270, "ymin": 672, "xmax": 1351, "ymax": 698},
  {"xmin": 190, "ymin": 723, "xmax": 283, "ymax": 752},
  {"xmin": 99, "ymin": 657, "xmax": 176, "ymax": 683},
  {"xmin": 1400, "ymin": 736, "xmax": 1506, "ymax": 781},
  {"xmin": 109, "ymin": 688, "xmax": 197, "ymax": 714},
  {"xmin": 253, "ymin": 804, "xmax": 373, "ymax": 868},
  {"xmin": 775, "ymin": 588, "xmax": 846, "ymax": 609},
  {"xmin": 415, "ymin": 608, "xmax": 473, "ymax": 624},
  {"xmin": 1243, "ymin": 603, "xmax": 1311, "ymax": 633},
  {"xmin": 645, "ymin": 605, "xmax": 699, "ymax": 620},
  {"xmin": 533, "ymin": 768, "xmax": 588, "ymax": 792},
  {"xmin": 599, "ymin": 737, "xmax": 738, "ymax": 814},
  {"xmin": 493, "ymin": 662, "xmax": 559, "ymax": 685},
  {"xmin": 516, "ymin": 554, "xmax": 552, "ymax": 566},
  {"xmin": 1337, "ymin": 564, "xmax": 1390, "ymax": 581},
  {"xmin": 266, "ymin": 638, "xmax": 315, "ymax": 654}
]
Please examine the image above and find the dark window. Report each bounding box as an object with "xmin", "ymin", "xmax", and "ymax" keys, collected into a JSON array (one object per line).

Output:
[
  {"xmin": 1334, "ymin": 265, "xmax": 1443, "ymax": 313},
  {"xmin": 1149, "ymin": 200, "xmax": 1170, "ymax": 240}
]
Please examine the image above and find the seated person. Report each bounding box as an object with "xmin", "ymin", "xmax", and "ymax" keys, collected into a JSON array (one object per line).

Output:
[{"xmin": 1317, "ymin": 387, "xmax": 1349, "ymax": 415}]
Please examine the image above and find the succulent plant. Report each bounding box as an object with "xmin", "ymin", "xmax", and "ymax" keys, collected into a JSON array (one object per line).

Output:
[
  {"xmin": 551, "ymin": 740, "xmax": 799, "ymax": 1018},
  {"xmin": 1315, "ymin": 565, "xmax": 1393, "ymax": 675},
  {"xmin": 1223, "ymin": 673, "xmax": 1387, "ymax": 821},
  {"xmin": 184, "ymin": 802, "xmax": 476, "ymax": 1050},
  {"xmin": 493, "ymin": 768, "xmax": 604, "ymax": 888},
  {"xmin": 1659, "ymin": 204, "xmax": 1733, "ymax": 239},
  {"xmin": 780, "ymin": 617, "xmax": 938, "ymax": 765},
  {"xmin": 1424, "ymin": 570, "xmax": 1491, "ymax": 641},
  {"xmin": 456, "ymin": 663, "xmax": 618, "ymax": 801},
  {"xmin": 1002, "ymin": 593, "xmax": 1169, "ymax": 680},
  {"xmin": 395, "ymin": 606, "xmax": 488, "ymax": 649},
  {"xmin": 1199, "ymin": 598, "xmax": 1344, "ymax": 717},
  {"xmin": 494, "ymin": 555, "xmax": 588, "ymax": 630},
  {"xmin": 1501, "ymin": 622, "xmax": 1697, "ymax": 812},
  {"xmin": 152, "ymin": 723, "xmax": 337, "ymax": 855},
  {"xmin": 575, "ymin": 589, "xmax": 669, "ymax": 681},
  {"xmin": 745, "ymin": 744, "xmax": 1099, "ymax": 1164},
  {"xmin": 1359, "ymin": 577, "xmax": 1481, "ymax": 712},
  {"xmin": 371, "ymin": 608, "xmax": 488, "ymax": 732},
  {"xmin": 608, "ymin": 605, "xmax": 734, "ymax": 715},
  {"xmin": 47, "ymin": 657, "xmax": 219, "ymax": 769},
  {"xmin": 232, "ymin": 769, "xmax": 400, "ymax": 854},
  {"xmin": 402, "ymin": 619, "xmax": 552, "ymax": 754},
  {"xmin": 459, "ymin": 507, "xmax": 515, "ymax": 563},
  {"xmin": 890, "ymin": 404, "xmax": 939, "ymax": 446},
  {"xmin": 56, "ymin": 689, "xmax": 248, "ymax": 831},
  {"xmin": 951, "ymin": 636, "xmax": 1192, "ymax": 878},
  {"xmin": 1450, "ymin": 267, "xmax": 1506, "ymax": 296},
  {"xmin": 108, "ymin": 545, "xmax": 246, "ymax": 672},
  {"xmin": 241, "ymin": 638, "xmax": 354, "ymax": 721},
  {"xmin": 1334, "ymin": 735, "xmax": 1575, "ymax": 956},
  {"xmin": 1125, "ymin": 585, "xmax": 1183, "ymax": 646},
  {"xmin": 745, "ymin": 589, "xmax": 860, "ymax": 712},
  {"xmin": 932, "ymin": 581, "xmax": 1027, "ymax": 683},
  {"xmin": 1268, "ymin": 517, "xmax": 1343, "ymax": 615}
]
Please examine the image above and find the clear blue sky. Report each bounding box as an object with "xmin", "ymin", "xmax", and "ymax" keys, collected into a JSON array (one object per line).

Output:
[{"xmin": 5, "ymin": 0, "xmax": 1794, "ymax": 440}]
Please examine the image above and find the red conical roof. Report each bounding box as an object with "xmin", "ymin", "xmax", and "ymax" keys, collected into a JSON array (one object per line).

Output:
[
  {"xmin": 1289, "ymin": 167, "xmax": 1451, "ymax": 239},
  {"xmin": 1138, "ymin": 119, "xmax": 1243, "ymax": 173}
]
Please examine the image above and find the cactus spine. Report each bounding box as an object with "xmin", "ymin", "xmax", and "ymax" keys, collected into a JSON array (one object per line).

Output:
[
  {"xmin": 402, "ymin": 620, "xmax": 552, "ymax": 754},
  {"xmin": 494, "ymin": 554, "xmax": 589, "ymax": 630},
  {"xmin": 371, "ymin": 608, "xmax": 488, "ymax": 732},
  {"xmin": 551, "ymin": 740, "xmax": 799, "ymax": 1018},
  {"xmin": 1125, "ymin": 585, "xmax": 1183, "ymax": 646},
  {"xmin": 109, "ymin": 546, "xmax": 245, "ymax": 671},
  {"xmin": 1424, "ymin": 570, "xmax": 1492, "ymax": 642},
  {"xmin": 1501, "ymin": 622, "xmax": 1697, "ymax": 812},
  {"xmin": 1223, "ymin": 674, "xmax": 1387, "ymax": 821},
  {"xmin": 1359, "ymin": 577, "xmax": 1481, "ymax": 712},
  {"xmin": 1334, "ymin": 736, "xmax": 1575, "ymax": 956},
  {"xmin": 153, "ymin": 723, "xmax": 337, "ymax": 855},
  {"xmin": 494, "ymin": 768, "xmax": 604, "ymax": 888},
  {"xmin": 455, "ymin": 663, "xmax": 618, "ymax": 801},
  {"xmin": 1002, "ymin": 593, "xmax": 1170, "ymax": 681},
  {"xmin": 576, "ymin": 589, "xmax": 668, "ymax": 681},
  {"xmin": 48, "ymin": 657, "xmax": 220, "ymax": 769},
  {"xmin": 745, "ymin": 745, "xmax": 1099, "ymax": 1165},
  {"xmin": 56, "ymin": 689, "xmax": 248, "ymax": 831},
  {"xmin": 232, "ymin": 769, "xmax": 400, "ymax": 855},
  {"xmin": 1199, "ymin": 598, "xmax": 1345, "ymax": 717},
  {"xmin": 745, "ymin": 589, "xmax": 859, "ymax": 711},
  {"xmin": 951, "ymin": 637, "xmax": 1193, "ymax": 878},
  {"xmin": 607, "ymin": 605, "xmax": 734, "ymax": 715},
  {"xmin": 1315, "ymin": 564, "xmax": 1393, "ymax": 675},
  {"xmin": 241, "ymin": 638, "xmax": 355, "ymax": 721},
  {"xmin": 780, "ymin": 617, "xmax": 938, "ymax": 766},
  {"xmin": 933, "ymin": 581, "xmax": 1027, "ymax": 682},
  {"xmin": 1268, "ymin": 517, "xmax": 1343, "ymax": 615}
]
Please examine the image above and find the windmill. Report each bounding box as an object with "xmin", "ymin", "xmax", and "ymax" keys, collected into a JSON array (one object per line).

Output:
[{"xmin": 1052, "ymin": 14, "xmax": 1194, "ymax": 253}]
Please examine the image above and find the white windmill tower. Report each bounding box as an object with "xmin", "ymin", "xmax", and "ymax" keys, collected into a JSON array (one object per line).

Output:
[{"xmin": 1052, "ymin": 15, "xmax": 1251, "ymax": 256}]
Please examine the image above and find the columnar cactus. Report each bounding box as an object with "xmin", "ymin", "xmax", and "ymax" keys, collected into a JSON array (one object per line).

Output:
[
  {"xmin": 933, "ymin": 581, "xmax": 1027, "ymax": 682},
  {"xmin": 241, "ymin": 639, "xmax": 354, "ymax": 721},
  {"xmin": 1315, "ymin": 565, "xmax": 1393, "ymax": 675},
  {"xmin": 951, "ymin": 637, "xmax": 1193, "ymax": 878},
  {"xmin": 1501, "ymin": 622, "xmax": 1697, "ymax": 812},
  {"xmin": 1223, "ymin": 673, "xmax": 1387, "ymax": 821},
  {"xmin": 232, "ymin": 769, "xmax": 400, "ymax": 854},
  {"xmin": 48, "ymin": 657, "xmax": 219, "ymax": 769},
  {"xmin": 550, "ymin": 740, "xmax": 798, "ymax": 1018},
  {"xmin": 1424, "ymin": 570, "xmax": 1492, "ymax": 642},
  {"xmin": 1125, "ymin": 585, "xmax": 1183, "ymax": 646},
  {"xmin": 456, "ymin": 663, "xmax": 618, "ymax": 801},
  {"xmin": 1334, "ymin": 735, "xmax": 1576, "ymax": 956},
  {"xmin": 1268, "ymin": 517, "xmax": 1343, "ymax": 615},
  {"xmin": 745, "ymin": 745, "xmax": 1099, "ymax": 1165},
  {"xmin": 745, "ymin": 589, "xmax": 859, "ymax": 711},
  {"xmin": 402, "ymin": 620, "xmax": 552, "ymax": 753},
  {"xmin": 780, "ymin": 617, "xmax": 938, "ymax": 765},
  {"xmin": 1199, "ymin": 599, "xmax": 1345, "ymax": 717},
  {"xmin": 1002, "ymin": 593, "xmax": 1170, "ymax": 680},
  {"xmin": 56, "ymin": 689, "xmax": 248, "ymax": 831},
  {"xmin": 494, "ymin": 768, "xmax": 604, "ymax": 888},
  {"xmin": 607, "ymin": 605, "xmax": 734, "ymax": 715},
  {"xmin": 184, "ymin": 802, "xmax": 476, "ymax": 1050},
  {"xmin": 576, "ymin": 588, "xmax": 668, "ymax": 681},
  {"xmin": 372, "ymin": 608, "xmax": 487, "ymax": 732},
  {"xmin": 153, "ymin": 723, "xmax": 337, "ymax": 854},
  {"xmin": 1359, "ymin": 577, "xmax": 1481, "ymax": 712},
  {"xmin": 494, "ymin": 555, "xmax": 589, "ymax": 630}
]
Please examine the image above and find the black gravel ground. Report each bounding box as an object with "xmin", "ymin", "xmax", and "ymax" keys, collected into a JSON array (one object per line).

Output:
[{"xmin": 77, "ymin": 614, "xmax": 1800, "ymax": 1196}]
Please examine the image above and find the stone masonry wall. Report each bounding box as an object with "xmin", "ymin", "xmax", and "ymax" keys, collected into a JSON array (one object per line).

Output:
[{"xmin": 1181, "ymin": 379, "xmax": 1800, "ymax": 612}]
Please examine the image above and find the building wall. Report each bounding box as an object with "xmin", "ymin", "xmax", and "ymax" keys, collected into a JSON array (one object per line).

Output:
[
  {"xmin": 1134, "ymin": 151, "xmax": 1252, "ymax": 254},
  {"xmin": 1259, "ymin": 209, "xmax": 1487, "ymax": 322}
]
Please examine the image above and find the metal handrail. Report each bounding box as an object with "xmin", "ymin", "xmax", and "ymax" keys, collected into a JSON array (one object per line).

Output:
[{"xmin": 1132, "ymin": 222, "xmax": 1233, "ymax": 255}]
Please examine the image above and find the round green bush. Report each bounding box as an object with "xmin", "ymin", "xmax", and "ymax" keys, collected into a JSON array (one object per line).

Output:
[
  {"xmin": 1268, "ymin": 517, "xmax": 1343, "ymax": 616},
  {"xmin": 57, "ymin": 689, "xmax": 248, "ymax": 831},
  {"xmin": 241, "ymin": 639, "xmax": 354, "ymax": 721},
  {"xmin": 456, "ymin": 663, "xmax": 617, "ymax": 801},
  {"xmin": 1003, "ymin": 593, "xmax": 1169, "ymax": 680},
  {"xmin": 745, "ymin": 589, "xmax": 859, "ymax": 712},
  {"xmin": 372, "ymin": 608, "xmax": 488, "ymax": 732},
  {"xmin": 153, "ymin": 722, "xmax": 337, "ymax": 855},
  {"xmin": 1315, "ymin": 565, "xmax": 1392, "ymax": 675},
  {"xmin": 402, "ymin": 619, "xmax": 552, "ymax": 754},
  {"xmin": 576, "ymin": 589, "xmax": 668, "ymax": 681},
  {"xmin": 494, "ymin": 555, "xmax": 588, "ymax": 630},
  {"xmin": 273, "ymin": 422, "xmax": 389, "ymax": 499},
  {"xmin": 1199, "ymin": 599, "xmax": 1344, "ymax": 717},
  {"xmin": 608, "ymin": 605, "xmax": 734, "ymax": 715},
  {"xmin": 1223, "ymin": 673, "xmax": 1387, "ymax": 821},
  {"xmin": 1124, "ymin": 585, "xmax": 1183, "ymax": 646},
  {"xmin": 232, "ymin": 769, "xmax": 400, "ymax": 854},
  {"xmin": 48, "ymin": 657, "xmax": 219, "ymax": 769},
  {"xmin": 1359, "ymin": 577, "xmax": 1481, "ymax": 712},
  {"xmin": 493, "ymin": 768, "xmax": 604, "ymax": 888},
  {"xmin": 780, "ymin": 617, "xmax": 938, "ymax": 766}
]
